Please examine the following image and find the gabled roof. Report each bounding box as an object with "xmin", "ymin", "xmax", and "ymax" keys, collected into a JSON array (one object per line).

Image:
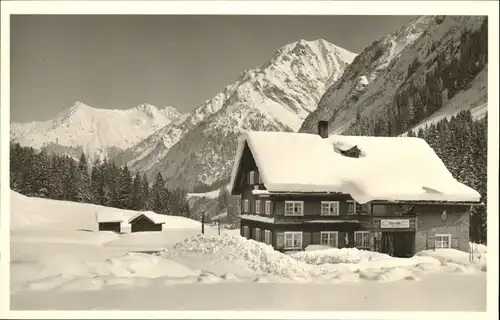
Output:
[
  {"xmin": 95, "ymin": 211, "xmax": 123, "ymax": 223},
  {"xmin": 228, "ymin": 131, "xmax": 481, "ymax": 204},
  {"xmin": 128, "ymin": 211, "xmax": 166, "ymax": 225}
]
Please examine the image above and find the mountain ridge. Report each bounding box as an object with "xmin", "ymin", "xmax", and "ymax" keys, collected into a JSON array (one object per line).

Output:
[
  {"xmin": 135, "ymin": 38, "xmax": 357, "ymax": 189},
  {"xmin": 110, "ymin": 38, "xmax": 356, "ymax": 188},
  {"xmin": 10, "ymin": 101, "xmax": 186, "ymax": 161}
]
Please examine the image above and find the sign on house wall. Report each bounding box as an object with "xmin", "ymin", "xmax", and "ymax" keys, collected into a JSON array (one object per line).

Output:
[{"xmin": 380, "ymin": 219, "xmax": 411, "ymax": 229}]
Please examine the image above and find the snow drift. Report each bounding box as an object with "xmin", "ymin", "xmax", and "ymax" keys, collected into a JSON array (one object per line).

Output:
[{"xmin": 167, "ymin": 234, "xmax": 486, "ymax": 284}]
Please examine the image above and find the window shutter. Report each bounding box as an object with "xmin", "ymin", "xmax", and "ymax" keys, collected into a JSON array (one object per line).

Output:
[
  {"xmin": 356, "ymin": 202, "xmax": 364, "ymax": 214},
  {"xmin": 276, "ymin": 232, "xmax": 285, "ymax": 249},
  {"xmin": 249, "ymin": 171, "xmax": 255, "ymax": 185},
  {"xmin": 255, "ymin": 171, "xmax": 260, "ymax": 185},
  {"xmin": 265, "ymin": 200, "xmax": 272, "ymax": 215}
]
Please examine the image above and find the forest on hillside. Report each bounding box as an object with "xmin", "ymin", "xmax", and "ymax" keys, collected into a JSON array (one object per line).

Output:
[
  {"xmin": 347, "ymin": 18, "xmax": 487, "ymax": 138},
  {"xmin": 9, "ymin": 146, "xmax": 192, "ymax": 219},
  {"xmin": 345, "ymin": 18, "xmax": 488, "ymax": 243},
  {"xmin": 410, "ymin": 111, "xmax": 488, "ymax": 243}
]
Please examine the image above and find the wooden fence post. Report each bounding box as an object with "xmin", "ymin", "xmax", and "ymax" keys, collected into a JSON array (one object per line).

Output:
[{"xmin": 201, "ymin": 210, "xmax": 205, "ymax": 235}]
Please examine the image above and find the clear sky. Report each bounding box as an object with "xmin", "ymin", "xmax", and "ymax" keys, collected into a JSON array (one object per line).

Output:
[{"xmin": 10, "ymin": 15, "xmax": 417, "ymax": 122}]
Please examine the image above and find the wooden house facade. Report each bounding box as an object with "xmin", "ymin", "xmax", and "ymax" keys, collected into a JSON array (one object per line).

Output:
[
  {"xmin": 95, "ymin": 211, "xmax": 123, "ymax": 233},
  {"xmin": 98, "ymin": 221, "xmax": 122, "ymax": 233},
  {"xmin": 228, "ymin": 122, "xmax": 481, "ymax": 257}
]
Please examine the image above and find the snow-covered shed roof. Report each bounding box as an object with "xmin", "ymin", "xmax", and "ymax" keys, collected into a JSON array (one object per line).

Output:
[
  {"xmin": 127, "ymin": 211, "xmax": 166, "ymax": 225},
  {"xmin": 95, "ymin": 211, "xmax": 123, "ymax": 223},
  {"xmin": 228, "ymin": 131, "xmax": 481, "ymax": 204}
]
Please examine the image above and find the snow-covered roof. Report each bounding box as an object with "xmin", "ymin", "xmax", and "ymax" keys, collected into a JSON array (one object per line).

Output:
[
  {"xmin": 95, "ymin": 211, "xmax": 123, "ymax": 223},
  {"xmin": 240, "ymin": 214, "xmax": 275, "ymax": 224},
  {"xmin": 128, "ymin": 211, "xmax": 166, "ymax": 225},
  {"xmin": 228, "ymin": 131, "xmax": 481, "ymax": 204}
]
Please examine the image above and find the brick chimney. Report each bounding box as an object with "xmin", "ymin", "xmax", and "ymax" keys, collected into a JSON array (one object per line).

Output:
[{"xmin": 318, "ymin": 120, "xmax": 329, "ymax": 139}]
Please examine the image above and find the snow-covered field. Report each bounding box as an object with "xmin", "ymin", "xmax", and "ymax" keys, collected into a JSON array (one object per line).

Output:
[{"xmin": 9, "ymin": 191, "xmax": 487, "ymax": 311}]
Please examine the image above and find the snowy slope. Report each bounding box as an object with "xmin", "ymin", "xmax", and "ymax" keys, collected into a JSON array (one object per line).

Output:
[
  {"xmin": 142, "ymin": 39, "xmax": 357, "ymax": 189},
  {"xmin": 10, "ymin": 190, "xmax": 201, "ymax": 232},
  {"xmin": 187, "ymin": 189, "xmax": 220, "ymax": 199},
  {"xmin": 10, "ymin": 102, "xmax": 186, "ymax": 161},
  {"xmin": 300, "ymin": 15, "xmax": 487, "ymax": 135},
  {"xmin": 401, "ymin": 66, "xmax": 488, "ymax": 136},
  {"xmin": 299, "ymin": 16, "xmax": 435, "ymax": 134}
]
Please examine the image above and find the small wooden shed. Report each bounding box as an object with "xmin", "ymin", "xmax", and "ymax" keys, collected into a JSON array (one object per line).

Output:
[
  {"xmin": 95, "ymin": 211, "xmax": 123, "ymax": 233},
  {"xmin": 128, "ymin": 211, "xmax": 165, "ymax": 233}
]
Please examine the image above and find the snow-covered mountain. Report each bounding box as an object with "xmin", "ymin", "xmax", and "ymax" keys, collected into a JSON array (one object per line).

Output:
[
  {"xmin": 299, "ymin": 15, "xmax": 488, "ymax": 136},
  {"xmin": 137, "ymin": 39, "xmax": 357, "ymax": 189},
  {"xmin": 113, "ymin": 93, "xmax": 226, "ymax": 173},
  {"xmin": 10, "ymin": 102, "xmax": 185, "ymax": 160}
]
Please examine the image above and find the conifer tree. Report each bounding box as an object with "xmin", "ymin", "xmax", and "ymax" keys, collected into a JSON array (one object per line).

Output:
[
  {"xmin": 49, "ymin": 153, "xmax": 65, "ymax": 200},
  {"xmin": 90, "ymin": 159, "xmax": 103, "ymax": 204},
  {"xmin": 141, "ymin": 173, "xmax": 150, "ymax": 210},
  {"xmin": 34, "ymin": 149, "xmax": 51, "ymax": 198},
  {"xmin": 151, "ymin": 172, "xmax": 166, "ymax": 214},
  {"xmin": 116, "ymin": 165, "xmax": 133, "ymax": 209},
  {"xmin": 131, "ymin": 172, "xmax": 142, "ymax": 210},
  {"xmin": 76, "ymin": 153, "xmax": 92, "ymax": 203},
  {"xmin": 63, "ymin": 158, "xmax": 79, "ymax": 202}
]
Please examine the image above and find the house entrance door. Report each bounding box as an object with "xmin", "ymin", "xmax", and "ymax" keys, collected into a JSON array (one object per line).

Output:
[
  {"xmin": 381, "ymin": 232, "xmax": 415, "ymax": 258},
  {"xmin": 382, "ymin": 233, "xmax": 394, "ymax": 256}
]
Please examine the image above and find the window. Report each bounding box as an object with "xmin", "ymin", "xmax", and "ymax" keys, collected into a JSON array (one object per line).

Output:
[
  {"xmin": 255, "ymin": 200, "xmax": 261, "ymax": 214},
  {"xmin": 285, "ymin": 201, "xmax": 304, "ymax": 216},
  {"xmin": 347, "ymin": 200, "xmax": 363, "ymax": 214},
  {"xmin": 320, "ymin": 231, "xmax": 339, "ymax": 247},
  {"xmin": 435, "ymin": 234, "xmax": 451, "ymax": 249},
  {"xmin": 255, "ymin": 228, "xmax": 260, "ymax": 241},
  {"xmin": 243, "ymin": 226, "xmax": 250, "ymax": 238},
  {"xmin": 249, "ymin": 171, "xmax": 255, "ymax": 184},
  {"xmin": 321, "ymin": 201, "xmax": 340, "ymax": 216},
  {"xmin": 284, "ymin": 232, "xmax": 303, "ymax": 249},
  {"xmin": 243, "ymin": 199, "xmax": 249, "ymax": 213},
  {"xmin": 354, "ymin": 231, "xmax": 370, "ymax": 248},
  {"xmin": 265, "ymin": 201, "xmax": 272, "ymax": 215},
  {"xmin": 264, "ymin": 230, "xmax": 271, "ymax": 245}
]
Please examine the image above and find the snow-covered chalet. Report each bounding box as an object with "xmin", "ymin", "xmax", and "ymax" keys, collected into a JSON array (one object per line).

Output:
[{"xmin": 228, "ymin": 121, "xmax": 482, "ymax": 257}]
